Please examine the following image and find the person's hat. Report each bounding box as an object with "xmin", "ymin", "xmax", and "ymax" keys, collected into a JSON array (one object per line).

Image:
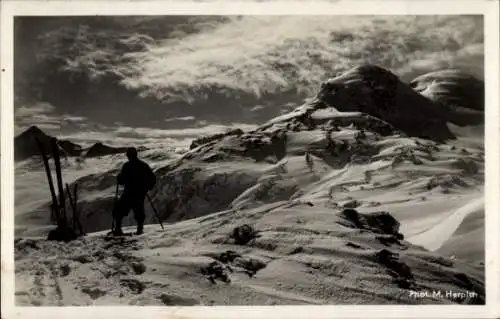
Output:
[{"xmin": 126, "ymin": 147, "xmax": 138, "ymax": 158}]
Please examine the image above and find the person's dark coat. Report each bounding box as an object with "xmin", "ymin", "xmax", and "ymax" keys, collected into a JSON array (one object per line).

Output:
[
  {"xmin": 112, "ymin": 157, "xmax": 156, "ymax": 235},
  {"xmin": 117, "ymin": 158, "xmax": 156, "ymax": 195}
]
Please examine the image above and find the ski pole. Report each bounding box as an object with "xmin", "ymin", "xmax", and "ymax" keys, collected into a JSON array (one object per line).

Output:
[
  {"xmin": 111, "ymin": 183, "xmax": 119, "ymax": 232},
  {"xmin": 146, "ymin": 193, "xmax": 164, "ymax": 231}
]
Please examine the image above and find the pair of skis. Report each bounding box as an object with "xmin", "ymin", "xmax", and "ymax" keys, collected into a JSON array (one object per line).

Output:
[{"xmin": 35, "ymin": 137, "xmax": 85, "ymax": 236}]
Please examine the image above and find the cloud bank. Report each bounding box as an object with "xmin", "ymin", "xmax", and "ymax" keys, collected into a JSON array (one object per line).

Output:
[{"xmin": 122, "ymin": 16, "xmax": 483, "ymax": 101}]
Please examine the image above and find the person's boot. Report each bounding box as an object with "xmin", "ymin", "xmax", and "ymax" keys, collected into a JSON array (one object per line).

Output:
[
  {"xmin": 113, "ymin": 228, "xmax": 125, "ymax": 236},
  {"xmin": 135, "ymin": 211, "xmax": 145, "ymax": 235},
  {"xmin": 136, "ymin": 224, "xmax": 144, "ymax": 235},
  {"xmin": 113, "ymin": 218, "xmax": 124, "ymax": 236}
]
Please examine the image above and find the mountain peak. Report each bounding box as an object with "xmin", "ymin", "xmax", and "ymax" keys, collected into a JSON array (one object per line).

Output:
[
  {"xmin": 27, "ymin": 125, "xmax": 42, "ymax": 132},
  {"xmin": 14, "ymin": 126, "xmax": 84, "ymax": 160},
  {"xmin": 19, "ymin": 125, "xmax": 47, "ymax": 138}
]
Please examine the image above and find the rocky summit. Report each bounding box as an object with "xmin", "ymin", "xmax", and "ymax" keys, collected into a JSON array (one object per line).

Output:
[
  {"xmin": 14, "ymin": 126, "xmax": 82, "ymax": 161},
  {"xmin": 316, "ymin": 65, "xmax": 458, "ymax": 141},
  {"xmin": 409, "ymin": 70, "xmax": 484, "ymax": 126}
]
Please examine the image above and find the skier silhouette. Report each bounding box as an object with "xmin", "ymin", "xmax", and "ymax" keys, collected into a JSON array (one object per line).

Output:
[{"xmin": 112, "ymin": 147, "xmax": 156, "ymax": 236}]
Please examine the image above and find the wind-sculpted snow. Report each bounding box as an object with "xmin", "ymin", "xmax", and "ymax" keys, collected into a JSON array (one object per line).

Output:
[
  {"xmin": 15, "ymin": 65, "xmax": 485, "ymax": 305},
  {"xmin": 409, "ymin": 70, "xmax": 484, "ymax": 126},
  {"xmin": 410, "ymin": 70, "xmax": 484, "ymax": 111},
  {"xmin": 15, "ymin": 204, "xmax": 485, "ymax": 305}
]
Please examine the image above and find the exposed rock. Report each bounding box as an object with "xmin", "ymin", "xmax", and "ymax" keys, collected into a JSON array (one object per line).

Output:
[
  {"xmin": 363, "ymin": 211, "xmax": 401, "ymax": 236},
  {"xmin": 190, "ymin": 128, "xmax": 244, "ymax": 150},
  {"xmin": 131, "ymin": 262, "xmax": 147, "ymax": 275},
  {"xmin": 410, "ymin": 70, "xmax": 484, "ymax": 126},
  {"xmin": 410, "ymin": 70, "xmax": 484, "ymax": 111},
  {"xmin": 157, "ymin": 293, "xmax": 200, "ymax": 306},
  {"xmin": 240, "ymin": 131, "xmax": 288, "ymax": 162},
  {"xmin": 84, "ymin": 142, "xmax": 128, "ymax": 158},
  {"xmin": 339, "ymin": 209, "xmax": 402, "ymax": 238},
  {"xmin": 14, "ymin": 238, "xmax": 40, "ymax": 251},
  {"xmin": 201, "ymin": 261, "xmax": 231, "ymax": 284},
  {"xmin": 14, "ymin": 126, "xmax": 52, "ymax": 161},
  {"xmin": 376, "ymin": 235, "xmax": 404, "ymax": 246},
  {"xmin": 342, "ymin": 200, "xmax": 362, "ymax": 209},
  {"xmin": 231, "ymin": 224, "xmax": 258, "ymax": 245},
  {"xmin": 316, "ymin": 64, "xmax": 456, "ymax": 141},
  {"xmin": 58, "ymin": 139, "xmax": 83, "ymax": 156},
  {"xmin": 375, "ymin": 249, "xmax": 415, "ymax": 288},
  {"xmin": 427, "ymin": 174, "xmax": 470, "ymax": 190},
  {"xmin": 81, "ymin": 287, "xmax": 108, "ymax": 300},
  {"xmin": 120, "ymin": 278, "xmax": 146, "ymax": 294},
  {"xmin": 233, "ymin": 257, "xmax": 267, "ymax": 277},
  {"xmin": 211, "ymin": 250, "xmax": 241, "ymax": 263},
  {"xmin": 14, "ymin": 126, "xmax": 82, "ymax": 161},
  {"xmin": 340, "ymin": 208, "xmax": 363, "ymax": 229},
  {"xmin": 452, "ymin": 158, "xmax": 479, "ymax": 175},
  {"xmin": 73, "ymin": 254, "xmax": 93, "ymax": 264},
  {"xmin": 59, "ymin": 264, "xmax": 71, "ymax": 277}
]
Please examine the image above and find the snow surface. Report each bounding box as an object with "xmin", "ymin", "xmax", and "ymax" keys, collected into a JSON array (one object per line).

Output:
[{"xmin": 14, "ymin": 106, "xmax": 485, "ymax": 306}]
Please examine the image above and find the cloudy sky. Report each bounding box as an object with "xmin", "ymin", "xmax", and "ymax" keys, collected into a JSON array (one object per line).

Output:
[
  {"xmin": 14, "ymin": 15, "xmax": 483, "ymax": 148},
  {"xmin": 14, "ymin": 100, "xmax": 257, "ymax": 148}
]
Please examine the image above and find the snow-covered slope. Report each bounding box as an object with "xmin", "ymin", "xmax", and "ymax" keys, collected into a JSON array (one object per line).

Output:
[
  {"xmin": 15, "ymin": 206, "xmax": 484, "ymax": 306},
  {"xmin": 14, "ymin": 65, "xmax": 485, "ymax": 305}
]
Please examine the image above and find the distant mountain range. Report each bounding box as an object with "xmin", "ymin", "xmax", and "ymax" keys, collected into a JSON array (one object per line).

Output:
[{"xmin": 14, "ymin": 125, "xmax": 128, "ymax": 161}]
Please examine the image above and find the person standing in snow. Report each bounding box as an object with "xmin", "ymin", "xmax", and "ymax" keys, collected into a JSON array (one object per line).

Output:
[{"xmin": 112, "ymin": 147, "xmax": 156, "ymax": 236}]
